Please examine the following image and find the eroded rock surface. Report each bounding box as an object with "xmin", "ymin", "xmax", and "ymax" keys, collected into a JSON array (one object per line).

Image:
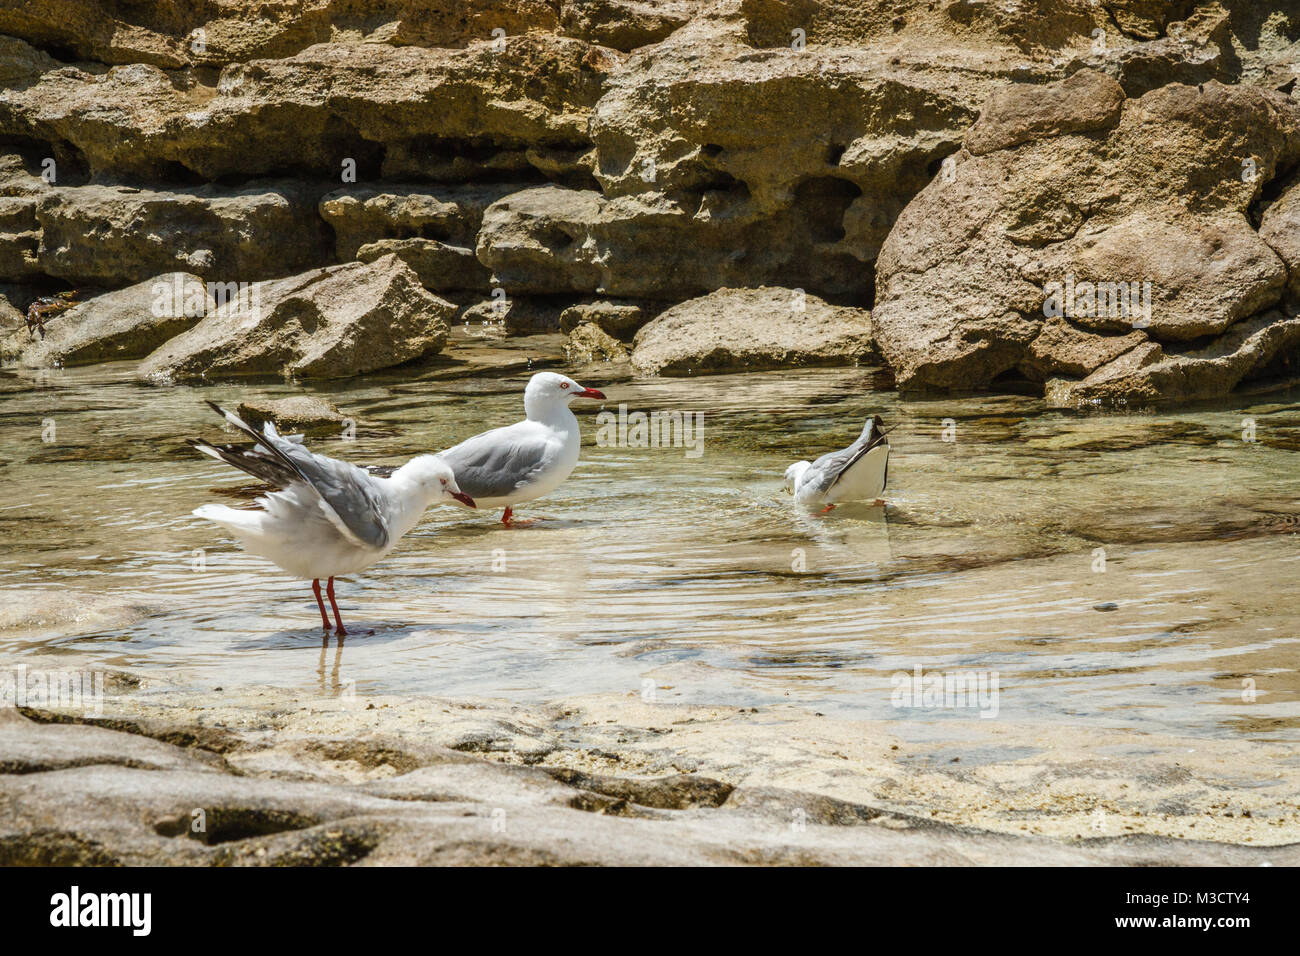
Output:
[
  {"xmin": 1, "ymin": 2, "xmax": 1298, "ymax": 396},
  {"xmin": 3, "ymin": 687, "xmax": 1298, "ymax": 866},
  {"xmin": 873, "ymin": 73, "xmax": 1300, "ymax": 404},
  {"xmin": 138, "ymin": 255, "xmax": 454, "ymax": 382}
]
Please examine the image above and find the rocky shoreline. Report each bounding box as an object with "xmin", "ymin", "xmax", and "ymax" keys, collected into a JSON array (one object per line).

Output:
[
  {"xmin": 3, "ymin": 1, "xmax": 1300, "ymax": 868},
  {"xmin": 1, "ymin": 2, "xmax": 1297, "ymax": 403},
  {"xmin": 5, "ymin": 665, "xmax": 1300, "ymax": 866}
]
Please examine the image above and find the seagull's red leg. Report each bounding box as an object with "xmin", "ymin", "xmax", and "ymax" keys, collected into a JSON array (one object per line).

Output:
[
  {"xmin": 501, "ymin": 507, "xmax": 513, "ymax": 527},
  {"xmin": 819, "ymin": 504, "xmax": 836, "ymax": 514},
  {"xmin": 326, "ymin": 576, "xmax": 347, "ymax": 636},
  {"xmin": 311, "ymin": 579, "xmax": 330, "ymax": 631}
]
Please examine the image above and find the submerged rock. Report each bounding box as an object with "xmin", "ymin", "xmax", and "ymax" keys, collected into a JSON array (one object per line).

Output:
[
  {"xmin": 137, "ymin": 256, "xmax": 454, "ymax": 383},
  {"xmin": 631, "ymin": 287, "xmax": 874, "ymax": 376},
  {"xmin": 235, "ymin": 396, "xmax": 348, "ymax": 438}
]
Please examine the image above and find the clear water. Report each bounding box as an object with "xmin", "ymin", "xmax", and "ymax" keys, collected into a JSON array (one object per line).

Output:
[{"xmin": 3, "ymin": 331, "xmax": 1299, "ymax": 742}]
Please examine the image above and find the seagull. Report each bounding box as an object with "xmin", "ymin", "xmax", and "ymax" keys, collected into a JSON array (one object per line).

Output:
[
  {"xmin": 435, "ymin": 371, "xmax": 606, "ymax": 527},
  {"xmin": 783, "ymin": 415, "xmax": 891, "ymax": 513},
  {"xmin": 187, "ymin": 401, "xmax": 474, "ymax": 634}
]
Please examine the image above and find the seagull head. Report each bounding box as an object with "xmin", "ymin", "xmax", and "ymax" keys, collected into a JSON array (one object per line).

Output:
[
  {"xmin": 783, "ymin": 460, "xmax": 812, "ymax": 494},
  {"xmin": 524, "ymin": 371, "xmax": 606, "ymax": 417},
  {"xmin": 398, "ymin": 455, "xmax": 475, "ymax": 508}
]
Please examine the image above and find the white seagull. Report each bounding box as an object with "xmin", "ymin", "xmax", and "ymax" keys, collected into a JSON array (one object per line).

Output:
[
  {"xmin": 783, "ymin": 415, "xmax": 891, "ymax": 513},
  {"xmin": 436, "ymin": 371, "xmax": 606, "ymax": 527},
  {"xmin": 187, "ymin": 401, "xmax": 475, "ymax": 634}
]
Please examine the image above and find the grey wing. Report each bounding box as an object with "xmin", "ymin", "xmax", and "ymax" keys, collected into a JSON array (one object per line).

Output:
[
  {"xmin": 276, "ymin": 442, "xmax": 392, "ymax": 550},
  {"xmin": 438, "ymin": 427, "xmax": 553, "ymax": 500},
  {"xmin": 809, "ymin": 417, "xmax": 887, "ymax": 495},
  {"xmin": 201, "ymin": 402, "xmax": 390, "ymax": 550}
]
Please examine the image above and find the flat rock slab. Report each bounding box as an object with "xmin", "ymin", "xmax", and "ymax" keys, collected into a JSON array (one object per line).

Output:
[
  {"xmin": 4, "ymin": 690, "xmax": 1296, "ymax": 866},
  {"xmin": 631, "ymin": 287, "xmax": 874, "ymax": 376},
  {"xmin": 236, "ymin": 396, "xmax": 347, "ymax": 437}
]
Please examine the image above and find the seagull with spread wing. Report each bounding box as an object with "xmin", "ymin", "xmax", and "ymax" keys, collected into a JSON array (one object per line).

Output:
[
  {"xmin": 187, "ymin": 401, "xmax": 474, "ymax": 634},
  {"xmin": 783, "ymin": 415, "xmax": 891, "ymax": 513}
]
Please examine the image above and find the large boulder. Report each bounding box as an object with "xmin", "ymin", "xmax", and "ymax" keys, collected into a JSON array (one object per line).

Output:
[
  {"xmin": 19, "ymin": 273, "xmax": 209, "ymax": 367},
  {"xmin": 630, "ymin": 286, "xmax": 874, "ymax": 376},
  {"xmin": 871, "ymin": 73, "xmax": 1300, "ymax": 404},
  {"xmin": 137, "ymin": 255, "xmax": 454, "ymax": 382}
]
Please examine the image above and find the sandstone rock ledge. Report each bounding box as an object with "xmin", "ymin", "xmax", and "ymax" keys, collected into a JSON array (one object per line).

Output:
[{"xmin": 3, "ymin": 692, "xmax": 1298, "ymax": 867}]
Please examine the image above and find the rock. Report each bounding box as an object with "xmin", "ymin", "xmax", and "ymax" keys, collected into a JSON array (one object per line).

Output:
[
  {"xmin": 235, "ymin": 396, "xmax": 348, "ymax": 437},
  {"xmin": 1021, "ymin": 317, "xmax": 1147, "ymax": 380},
  {"xmin": 477, "ymin": 186, "xmax": 606, "ymax": 295},
  {"xmin": 559, "ymin": 0, "xmax": 699, "ymax": 51},
  {"xmin": 356, "ymin": 239, "xmax": 489, "ymax": 292},
  {"xmin": 0, "ymin": 711, "xmax": 223, "ymax": 776},
  {"xmin": 3, "ymin": 704, "xmax": 1297, "ymax": 866},
  {"xmin": 35, "ymin": 181, "xmax": 332, "ymax": 285},
  {"xmin": 0, "ymin": 588, "xmax": 156, "ymax": 640},
  {"xmin": 0, "ymin": 0, "xmax": 191, "ymax": 69},
  {"xmin": 458, "ymin": 296, "xmax": 568, "ymax": 334},
  {"xmin": 0, "ymin": 0, "xmax": 568, "ymax": 69},
  {"xmin": 559, "ymin": 299, "xmax": 651, "ymax": 335},
  {"xmin": 1044, "ymin": 309, "xmax": 1300, "ymax": 408},
  {"xmin": 630, "ymin": 287, "xmax": 874, "ymax": 376},
  {"xmin": 565, "ymin": 322, "xmax": 630, "ymax": 365},
  {"xmin": 872, "ymin": 78, "xmax": 1300, "ymax": 399},
  {"xmin": 19, "ymin": 273, "xmax": 209, "ymax": 367},
  {"xmin": 0, "ymin": 34, "xmax": 611, "ymax": 182},
  {"xmin": 318, "ymin": 184, "xmax": 518, "ymax": 262},
  {"xmin": 1259, "ymin": 178, "xmax": 1300, "ymax": 300},
  {"xmin": 964, "ymin": 69, "xmax": 1125, "ymax": 156},
  {"xmin": 542, "ymin": 768, "xmax": 734, "ymax": 809},
  {"xmin": 0, "ymin": 193, "xmax": 40, "ymax": 280},
  {"xmin": 137, "ymin": 256, "xmax": 454, "ymax": 383}
]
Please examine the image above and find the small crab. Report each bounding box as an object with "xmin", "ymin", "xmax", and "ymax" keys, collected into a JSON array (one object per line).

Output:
[{"xmin": 25, "ymin": 289, "xmax": 90, "ymax": 339}]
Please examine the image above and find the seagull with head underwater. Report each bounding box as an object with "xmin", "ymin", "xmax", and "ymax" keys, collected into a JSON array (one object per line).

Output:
[
  {"xmin": 187, "ymin": 401, "xmax": 474, "ymax": 635},
  {"xmin": 783, "ymin": 414, "xmax": 891, "ymax": 513},
  {"xmin": 437, "ymin": 371, "xmax": 606, "ymax": 527}
]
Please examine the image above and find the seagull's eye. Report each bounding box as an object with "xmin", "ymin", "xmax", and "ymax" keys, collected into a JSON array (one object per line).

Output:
[
  {"xmin": 440, "ymin": 478, "xmax": 447, "ymax": 486},
  {"xmin": 560, "ymin": 382, "xmax": 569, "ymax": 389}
]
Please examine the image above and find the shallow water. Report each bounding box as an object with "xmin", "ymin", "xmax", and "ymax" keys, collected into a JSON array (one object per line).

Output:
[{"xmin": 3, "ymin": 331, "xmax": 1299, "ymax": 742}]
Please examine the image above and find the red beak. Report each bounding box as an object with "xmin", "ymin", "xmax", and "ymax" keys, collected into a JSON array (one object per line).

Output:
[
  {"xmin": 451, "ymin": 491, "xmax": 476, "ymax": 508},
  {"xmin": 574, "ymin": 388, "xmax": 606, "ymax": 400}
]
